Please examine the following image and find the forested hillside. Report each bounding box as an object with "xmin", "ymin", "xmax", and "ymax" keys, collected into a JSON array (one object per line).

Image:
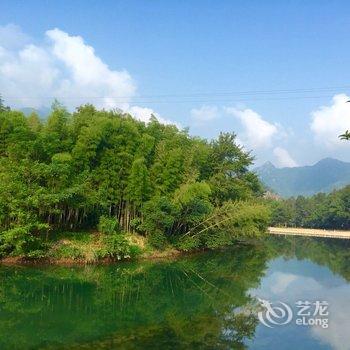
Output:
[
  {"xmin": 0, "ymin": 102, "xmax": 269, "ymax": 260},
  {"xmin": 269, "ymin": 185, "xmax": 350, "ymax": 230}
]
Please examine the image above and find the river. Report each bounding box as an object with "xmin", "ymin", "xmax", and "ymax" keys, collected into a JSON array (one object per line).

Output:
[{"xmin": 0, "ymin": 236, "xmax": 349, "ymax": 349}]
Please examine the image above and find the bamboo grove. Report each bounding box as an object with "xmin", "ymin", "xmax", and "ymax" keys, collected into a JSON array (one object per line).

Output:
[{"xmin": 0, "ymin": 101, "xmax": 270, "ymax": 256}]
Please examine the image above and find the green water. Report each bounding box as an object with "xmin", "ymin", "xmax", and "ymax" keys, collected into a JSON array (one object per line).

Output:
[{"xmin": 1, "ymin": 236, "xmax": 350, "ymax": 349}]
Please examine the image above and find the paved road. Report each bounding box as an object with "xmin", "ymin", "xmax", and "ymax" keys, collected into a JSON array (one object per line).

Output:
[{"xmin": 269, "ymin": 227, "xmax": 350, "ymax": 239}]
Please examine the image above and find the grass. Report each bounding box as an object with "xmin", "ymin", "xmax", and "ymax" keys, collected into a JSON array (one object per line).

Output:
[
  {"xmin": 48, "ymin": 231, "xmax": 104, "ymax": 263},
  {"xmin": 0, "ymin": 230, "xmax": 182, "ymax": 265}
]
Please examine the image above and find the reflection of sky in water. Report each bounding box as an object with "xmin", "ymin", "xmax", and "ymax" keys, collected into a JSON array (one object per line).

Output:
[{"xmin": 248, "ymin": 257, "xmax": 350, "ymax": 350}]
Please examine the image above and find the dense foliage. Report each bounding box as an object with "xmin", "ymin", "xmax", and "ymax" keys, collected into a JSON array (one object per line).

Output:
[
  {"xmin": 269, "ymin": 185, "xmax": 350, "ymax": 229},
  {"xmin": 0, "ymin": 103, "xmax": 269, "ymax": 258}
]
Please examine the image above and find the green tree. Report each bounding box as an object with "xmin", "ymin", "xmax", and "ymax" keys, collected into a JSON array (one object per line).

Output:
[
  {"xmin": 0, "ymin": 95, "xmax": 10, "ymax": 113},
  {"xmin": 0, "ymin": 103, "xmax": 269, "ymax": 257},
  {"xmin": 339, "ymin": 130, "xmax": 350, "ymax": 140}
]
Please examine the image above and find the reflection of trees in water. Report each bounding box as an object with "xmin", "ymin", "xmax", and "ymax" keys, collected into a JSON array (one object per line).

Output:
[
  {"xmin": 0, "ymin": 246, "xmax": 269, "ymax": 349},
  {"xmin": 2, "ymin": 237, "xmax": 347, "ymax": 349},
  {"xmin": 266, "ymin": 236, "xmax": 350, "ymax": 281}
]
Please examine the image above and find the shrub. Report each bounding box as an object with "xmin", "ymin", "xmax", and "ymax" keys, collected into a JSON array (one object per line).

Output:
[
  {"xmin": 130, "ymin": 218, "xmax": 143, "ymax": 232},
  {"xmin": 0, "ymin": 223, "xmax": 49, "ymax": 258},
  {"xmin": 141, "ymin": 196, "xmax": 178, "ymax": 235},
  {"xmin": 101, "ymin": 233, "xmax": 141, "ymax": 260},
  {"xmin": 201, "ymin": 230, "xmax": 233, "ymax": 249},
  {"xmin": 98, "ymin": 216, "xmax": 120, "ymax": 235},
  {"xmin": 175, "ymin": 201, "xmax": 270, "ymax": 250},
  {"xmin": 175, "ymin": 235, "xmax": 201, "ymax": 251},
  {"xmin": 148, "ymin": 230, "xmax": 168, "ymax": 250},
  {"xmin": 52, "ymin": 244, "xmax": 83, "ymax": 260}
]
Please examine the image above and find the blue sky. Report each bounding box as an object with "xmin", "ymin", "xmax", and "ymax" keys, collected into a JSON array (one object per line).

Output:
[{"xmin": 1, "ymin": 0, "xmax": 350, "ymax": 166}]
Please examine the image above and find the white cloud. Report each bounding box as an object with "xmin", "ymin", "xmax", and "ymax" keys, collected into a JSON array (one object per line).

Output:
[
  {"xmin": 127, "ymin": 106, "xmax": 179, "ymax": 127},
  {"xmin": 0, "ymin": 24, "xmax": 30, "ymax": 49},
  {"xmin": 0, "ymin": 25, "xmax": 177, "ymax": 127},
  {"xmin": 310, "ymin": 94, "xmax": 350, "ymax": 149},
  {"xmin": 191, "ymin": 105, "xmax": 219, "ymax": 123},
  {"xmin": 273, "ymin": 147, "xmax": 298, "ymax": 167},
  {"xmin": 46, "ymin": 28, "xmax": 135, "ymax": 110},
  {"xmin": 225, "ymin": 107, "xmax": 278, "ymax": 149},
  {"xmin": 0, "ymin": 43, "xmax": 61, "ymax": 108},
  {"xmin": 311, "ymin": 285, "xmax": 350, "ymax": 350},
  {"xmin": 0, "ymin": 26, "xmax": 136, "ymax": 110},
  {"xmin": 270, "ymin": 272, "xmax": 298, "ymax": 294}
]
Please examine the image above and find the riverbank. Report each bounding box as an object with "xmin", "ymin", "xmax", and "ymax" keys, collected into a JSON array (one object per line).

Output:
[
  {"xmin": 0, "ymin": 230, "xmax": 262, "ymax": 266},
  {"xmin": 0, "ymin": 249, "xmax": 184, "ymax": 266},
  {"xmin": 7, "ymin": 226, "xmax": 350, "ymax": 266},
  {"xmin": 0, "ymin": 231, "xmax": 193, "ymax": 266},
  {"xmin": 269, "ymin": 226, "xmax": 350, "ymax": 239}
]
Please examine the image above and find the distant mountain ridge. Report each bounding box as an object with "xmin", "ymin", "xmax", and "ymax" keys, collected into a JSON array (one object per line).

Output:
[
  {"xmin": 255, "ymin": 158, "xmax": 350, "ymax": 197},
  {"xmin": 20, "ymin": 107, "xmax": 51, "ymax": 118}
]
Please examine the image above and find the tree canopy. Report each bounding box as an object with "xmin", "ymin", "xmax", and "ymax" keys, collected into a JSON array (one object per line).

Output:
[
  {"xmin": 269, "ymin": 185, "xmax": 350, "ymax": 230},
  {"xmin": 0, "ymin": 103, "xmax": 269, "ymax": 258}
]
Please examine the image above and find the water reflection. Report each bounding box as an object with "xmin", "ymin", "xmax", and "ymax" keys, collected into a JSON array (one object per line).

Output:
[
  {"xmin": 249, "ymin": 237, "xmax": 350, "ymax": 350},
  {"xmin": 0, "ymin": 246, "xmax": 268, "ymax": 349},
  {"xmin": 0, "ymin": 236, "xmax": 349, "ymax": 349}
]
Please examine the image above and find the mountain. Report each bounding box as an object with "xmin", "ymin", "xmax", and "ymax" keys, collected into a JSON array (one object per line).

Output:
[
  {"xmin": 255, "ymin": 158, "xmax": 350, "ymax": 197},
  {"xmin": 20, "ymin": 107, "xmax": 51, "ymax": 118}
]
